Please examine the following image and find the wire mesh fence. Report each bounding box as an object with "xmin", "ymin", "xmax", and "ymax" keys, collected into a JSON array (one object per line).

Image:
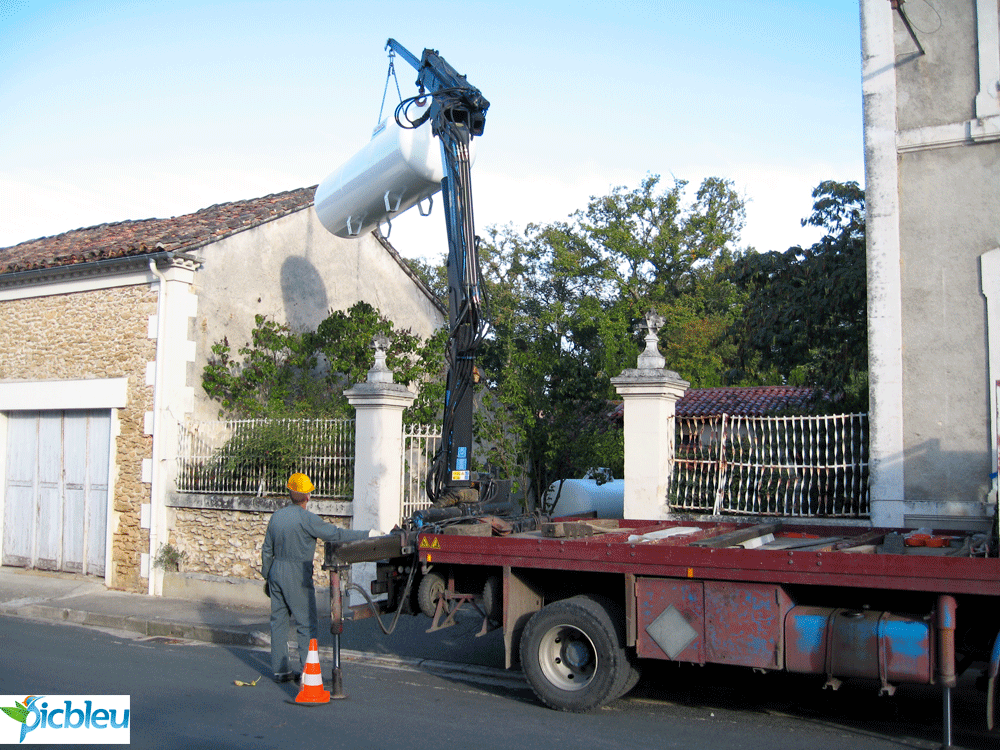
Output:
[
  {"xmin": 176, "ymin": 418, "xmax": 355, "ymax": 498},
  {"xmin": 670, "ymin": 413, "xmax": 869, "ymax": 517}
]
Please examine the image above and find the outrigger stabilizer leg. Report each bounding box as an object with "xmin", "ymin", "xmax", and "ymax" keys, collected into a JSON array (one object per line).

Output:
[
  {"xmin": 938, "ymin": 595, "xmax": 957, "ymax": 750},
  {"xmin": 328, "ymin": 564, "xmax": 349, "ymax": 700}
]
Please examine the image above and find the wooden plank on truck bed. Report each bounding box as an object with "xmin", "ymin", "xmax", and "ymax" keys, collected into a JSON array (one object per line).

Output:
[
  {"xmin": 443, "ymin": 521, "xmax": 492, "ymax": 536},
  {"xmin": 690, "ymin": 522, "xmax": 783, "ymax": 548},
  {"xmin": 541, "ymin": 520, "xmax": 628, "ymax": 538},
  {"xmin": 759, "ymin": 536, "xmax": 844, "ymax": 551},
  {"xmin": 650, "ymin": 524, "xmax": 740, "ymax": 546},
  {"xmin": 833, "ymin": 531, "xmax": 886, "ymax": 550}
]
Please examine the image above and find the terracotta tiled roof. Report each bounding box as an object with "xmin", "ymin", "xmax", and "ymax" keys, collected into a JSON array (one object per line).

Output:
[
  {"xmin": 0, "ymin": 187, "xmax": 317, "ymax": 274},
  {"xmin": 607, "ymin": 385, "xmax": 817, "ymax": 421},
  {"xmin": 676, "ymin": 386, "xmax": 817, "ymax": 416}
]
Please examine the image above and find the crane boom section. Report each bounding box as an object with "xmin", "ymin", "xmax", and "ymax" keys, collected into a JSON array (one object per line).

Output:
[{"xmin": 385, "ymin": 39, "xmax": 491, "ymax": 501}]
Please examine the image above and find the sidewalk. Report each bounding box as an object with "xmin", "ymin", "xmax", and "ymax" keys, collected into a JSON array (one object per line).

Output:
[{"xmin": 0, "ymin": 566, "xmax": 519, "ymax": 685}]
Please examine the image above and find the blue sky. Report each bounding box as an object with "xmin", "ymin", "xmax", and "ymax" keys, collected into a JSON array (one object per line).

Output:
[{"xmin": 0, "ymin": 0, "xmax": 864, "ymax": 259}]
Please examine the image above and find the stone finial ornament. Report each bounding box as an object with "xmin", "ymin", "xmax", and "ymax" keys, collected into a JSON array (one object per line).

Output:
[
  {"xmin": 637, "ymin": 310, "xmax": 666, "ymax": 370},
  {"xmin": 368, "ymin": 334, "xmax": 393, "ymax": 383}
]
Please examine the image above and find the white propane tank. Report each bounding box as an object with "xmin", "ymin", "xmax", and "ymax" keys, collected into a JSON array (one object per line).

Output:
[
  {"xmin": 544, "ymin": 478, "xmax": 625, "ymax": 519},
  {"xmin": 314, "ymin": 111, "xmax": 477, "ymax": 239}
]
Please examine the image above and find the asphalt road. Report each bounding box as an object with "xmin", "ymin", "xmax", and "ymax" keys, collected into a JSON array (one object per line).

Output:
[{"xmin": 0, "ymin": 615, "xmax": 992, "ymax": 750}]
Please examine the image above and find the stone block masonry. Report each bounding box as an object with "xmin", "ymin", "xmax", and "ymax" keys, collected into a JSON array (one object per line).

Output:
[
  {"xmin": 171, "ymin": 508, "xmax": 353, "ymax": 589},
  {"xmin": 0, "ymin": 285, "xmax": 158, "ymax": 592}
]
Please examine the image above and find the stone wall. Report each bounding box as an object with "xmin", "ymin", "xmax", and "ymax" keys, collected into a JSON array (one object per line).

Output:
[
  {"xmin": 170, "ymin": 507, "xmax": 352, "ymax": 588},
  {"xmin": 0, "ymin": 284, "xmax": 157, "ymax": 591}
]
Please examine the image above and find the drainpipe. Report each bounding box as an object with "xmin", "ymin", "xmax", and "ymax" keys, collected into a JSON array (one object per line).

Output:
[{"xmin": 147, "ymin": 258, "xmax": 168, "ymax": 596}]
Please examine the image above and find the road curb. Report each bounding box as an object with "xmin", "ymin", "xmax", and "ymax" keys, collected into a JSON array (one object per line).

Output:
[
  {"xmin": 0, "ymin": 602, "xmax": 524, "ymax": 686},
  {"xmin": 2, "ymin": 603, "xmax": 258, "ymax": 646}
]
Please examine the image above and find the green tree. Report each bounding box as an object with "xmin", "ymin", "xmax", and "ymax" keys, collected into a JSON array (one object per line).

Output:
[
  {"xmin": 728, "ymin": 180, "xmax": 867, "ymax": 410},
  {"xmin": 201, "ymin": 315, "xmax": 322, "ymax": 417},
  {"xmin": 477, "ymin": 175, "xmax": 747, "ymax": 507},
  {"xmin": 405, "ymin": 255, "xmax": 449, "ymax": 302},
  {"xmin": 473, "ymin": 222, "xmax": 627, "ymax": 507},
  {"xmin": 202, "ymin": 302, "xmax": 446, "ymax": 423},
  {"xmin": 575, "ymin": 174, "xmax": 748, "ymax": 387},
  {"xmin": 313, "ymin": 301, "xmax": 447, "ymax": 424},
  {"xmin": 581, "ymin": 175, "xmax": 745, "ymax": 305}
]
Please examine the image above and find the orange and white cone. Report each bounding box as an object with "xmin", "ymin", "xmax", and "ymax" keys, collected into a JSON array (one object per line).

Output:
[{"xmin": 295, "ymin": 639, "xmax": 330, "ymax": 704}]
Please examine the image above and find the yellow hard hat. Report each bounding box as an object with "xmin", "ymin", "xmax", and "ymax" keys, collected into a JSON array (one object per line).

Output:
[{"xmin": 287, "ymin": 473, "xmax": 315, "ymax": 493}]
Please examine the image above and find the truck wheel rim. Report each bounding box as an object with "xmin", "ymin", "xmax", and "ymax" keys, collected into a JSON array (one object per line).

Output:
[{"xmin": 537, "ymin": 624, "xmax": 597, "ymax": 692}]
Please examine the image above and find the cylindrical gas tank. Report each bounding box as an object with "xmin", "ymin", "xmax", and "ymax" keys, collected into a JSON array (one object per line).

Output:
[
  {"xmin": 544, "ymin": 479, "xmax": 624, "ymax": 519},
  {"xmin": 314, "ymin": 112, "xmax": 477, "ymax": 239}
]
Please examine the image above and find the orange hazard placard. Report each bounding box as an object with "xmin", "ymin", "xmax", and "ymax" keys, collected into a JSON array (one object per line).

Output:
[{"xmin": 419, "ymin": 536, "xmax": 441, "ymax": 550}]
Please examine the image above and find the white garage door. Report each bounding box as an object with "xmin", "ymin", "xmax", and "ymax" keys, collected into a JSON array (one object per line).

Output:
[{"xmin": 3, "ymin": 410, "xmax": 110, "ymax": 575}]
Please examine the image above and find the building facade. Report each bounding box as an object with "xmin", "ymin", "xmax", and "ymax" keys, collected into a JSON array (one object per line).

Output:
[
  {"xmin": 862, "ymin": 0, "xmax": 1000, "ymax": 527},
  {"xmin": 0, "ymin": 188, "xmax": 444, "ymax": 593}
]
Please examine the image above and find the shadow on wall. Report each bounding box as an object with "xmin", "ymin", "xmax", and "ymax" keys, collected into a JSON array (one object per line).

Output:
[
  {"xmin": 899, "ymin": 439, "xmax": 993, "ymax": 504},
  {"xmin": 281, "ymin": 256, "xmax": 329, "ymax": 332}
]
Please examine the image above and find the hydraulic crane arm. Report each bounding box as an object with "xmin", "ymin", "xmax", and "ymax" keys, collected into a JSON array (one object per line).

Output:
[
  {"xmin": 385, "ymin": 39, "xmax": 492, "ymax": 503},
  {"xmin": 384, "ymin": 39, "xmax": 489, "ymax": 137}
]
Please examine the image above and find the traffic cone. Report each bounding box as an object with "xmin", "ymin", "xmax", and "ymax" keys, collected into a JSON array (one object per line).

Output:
[{"xmin": 295, "ymin": 639, "xmax": 331, "ymax": 704}]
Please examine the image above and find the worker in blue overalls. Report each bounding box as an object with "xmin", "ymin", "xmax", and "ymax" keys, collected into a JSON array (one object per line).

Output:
[{"xmin": 262, "ymin": 472, "xmax": 371, "ymax": 683}]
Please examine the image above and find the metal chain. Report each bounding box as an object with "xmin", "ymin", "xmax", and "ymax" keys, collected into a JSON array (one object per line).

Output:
[{"xmin": 378, "ymin": 49, "xmax": 403, "ymax": 125}]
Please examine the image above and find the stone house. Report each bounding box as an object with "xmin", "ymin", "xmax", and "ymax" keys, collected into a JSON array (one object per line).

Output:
[
  {"xmin": 0, "ymin": 187, "xmax": 445, "ymax": 594},
  {"xmin": 861, "ymin": 0, "xmax": 1000, "ymax": 529}
]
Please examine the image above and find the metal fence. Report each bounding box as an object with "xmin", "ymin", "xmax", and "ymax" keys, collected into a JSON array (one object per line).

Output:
[
  {"xmin": 176, "ymin": 418, "xmax": 355, "ymax": 498},
  {"xmin": 174, "ymin": 412, "xmax": 867, "ymax": 517},
  {"xmin": 401, "ymin": 423, "xmax": 441, "ymax": 521},
  {"xmin": 670, "ymin": 413, "xmax": 869, "ymax": 517}
]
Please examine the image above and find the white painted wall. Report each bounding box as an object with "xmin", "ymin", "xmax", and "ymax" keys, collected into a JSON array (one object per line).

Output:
[
  {"xmin": 189, "ymin": 208, "xmax": 444, "ymax": 420},
  {"xmin": 982, "ymin": 248, "xmax": 1000, "ymax": 479},
  {"xmin": 861, "ymin": 0, "xmax": 1000, "ymax": 526}
]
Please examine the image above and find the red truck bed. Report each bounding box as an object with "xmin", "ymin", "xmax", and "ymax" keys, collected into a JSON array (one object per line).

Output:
[{"xmin": 416, "ymin": 518, "xmax": 1000, "ymax": 596}]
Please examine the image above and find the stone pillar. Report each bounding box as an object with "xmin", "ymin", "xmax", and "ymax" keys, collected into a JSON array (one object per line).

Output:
[
  {"xmin": 147, "ymin": 255, "xmax": 199, "ymax": 595},
  {"xmin": 344, "ymin": 335, "xmax": 416, "ymax": 603},
  {"xmin": 610, "ymin": 313, "xmax": 689, "ymax": 520}
]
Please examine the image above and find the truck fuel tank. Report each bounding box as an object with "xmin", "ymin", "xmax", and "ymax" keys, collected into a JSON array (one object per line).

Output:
[{"xmin": 785, "ymin": 606, "xmax": 933, "ymax": 686}]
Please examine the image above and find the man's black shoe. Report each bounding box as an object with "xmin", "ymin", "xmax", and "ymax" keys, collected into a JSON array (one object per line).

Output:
[{"xmin": 274, "ymin": 672, "xmax": 300, "ymax": 684}]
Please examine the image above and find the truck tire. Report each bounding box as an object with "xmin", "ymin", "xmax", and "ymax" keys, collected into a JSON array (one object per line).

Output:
[
  {"xmin": 417, "ymin": 571, "xmax": 446, "ymax": 618},
  {"xmin": 615, "ymin": 650, "xmax": 641, "ymax": 699},
  {"xmin": 520, "ymin": 595, "xmax": 628, "ymax": 712}
]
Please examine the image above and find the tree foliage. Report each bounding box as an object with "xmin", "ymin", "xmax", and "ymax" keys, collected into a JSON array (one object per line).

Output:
[
  {"xmin": 202, "ymin": 301, "xmax": 446, "ymax": 423},
  {"xmin": 202, "ymin": 315, "xmax": 321, "ymax": 418},
  {"xmin": 477, "ymin": 175, "xmax": 747, "ymax": 506},
  {"xmin": 728, "ymin": 180, "xmax": 867, "ymax": 410}
]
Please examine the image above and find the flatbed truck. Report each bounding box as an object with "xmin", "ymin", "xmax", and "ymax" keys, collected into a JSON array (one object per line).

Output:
[{"xmin": 329, "ymin": 514, "xmax": 999, "ymax": 749}]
